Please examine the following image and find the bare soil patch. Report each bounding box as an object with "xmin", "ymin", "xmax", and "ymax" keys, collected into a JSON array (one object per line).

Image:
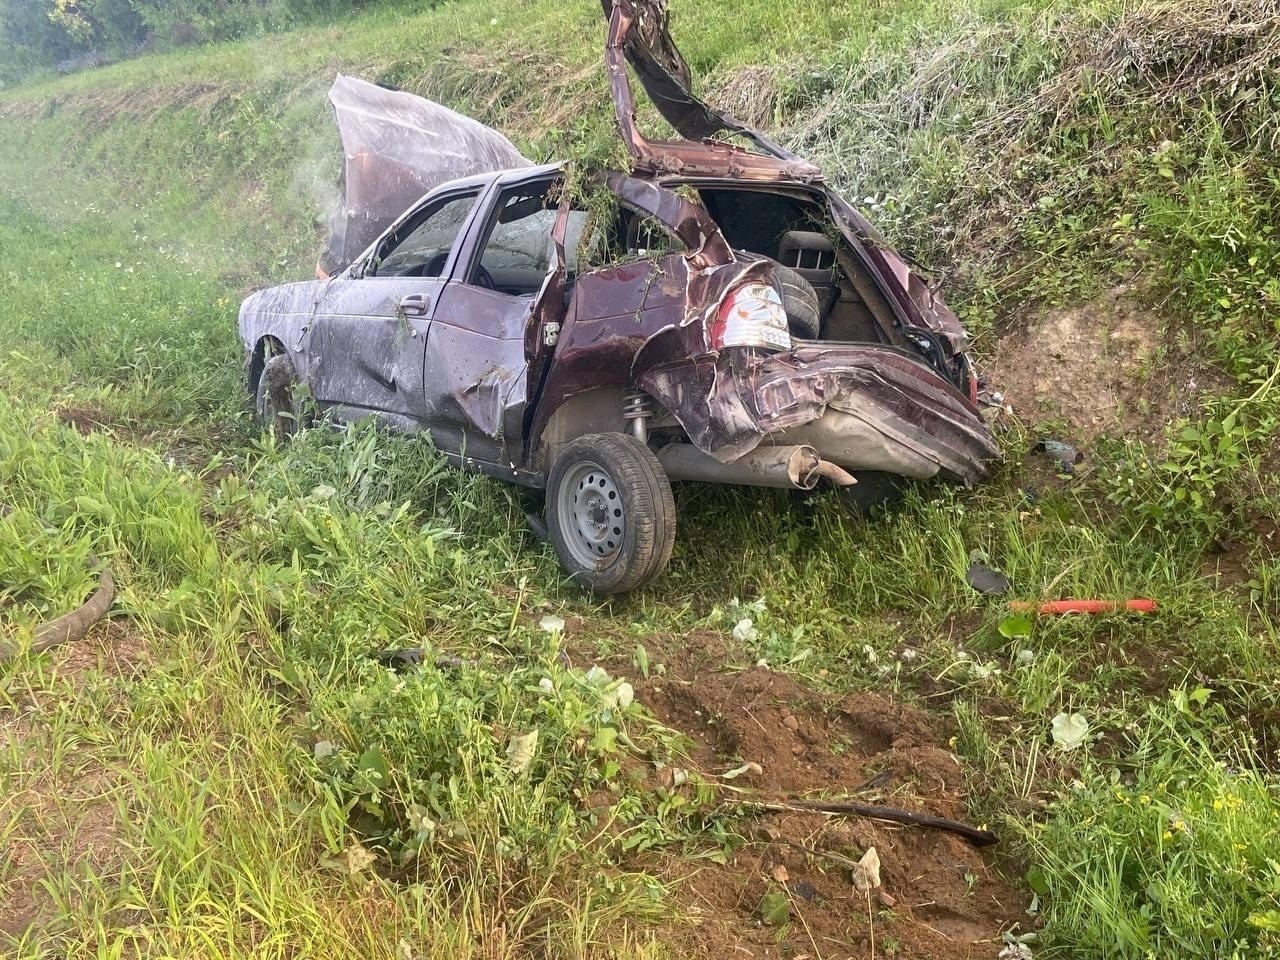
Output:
[
  {"xmin": 580, "ymin": 630, "xmax": 1026, "ymax": 959},
  {"xmin": 986, "ymin": 283, "xmax": 1220, "ymax": 447}
]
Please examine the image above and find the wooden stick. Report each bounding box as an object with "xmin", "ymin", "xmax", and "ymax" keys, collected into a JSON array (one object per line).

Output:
[{"xmin": 745, "ymin": 798, "xmax": 998, "ymax": 848}]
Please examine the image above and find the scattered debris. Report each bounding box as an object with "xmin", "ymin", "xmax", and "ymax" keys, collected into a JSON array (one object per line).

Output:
[
  {"xmin": 524, "ymin": 511, "xmax": 549, "ymax": 542},
  {"xmin": 851, "ymin": 846, "xmax": 882, "ymax": 894},
  {"xmin": 732, "ymin": 617, "xmax": 758, "ymax": 643},
  {"xmin": 0, "ymin": 506, "xmax": 116, "ymax": 661},
  {"xmin": 1034, "ymin": 438, "xmax": 1084, "ymax": 474},
  {"xmin": 506, "ymin": 730, "xmax": 539, "ymax": 773},
  {"xmin": 373, "ymin": 648, "xmax": 473, "ymax": 671},
  {"xmin": 966, "ymin": 559, "xmax": 1011, "ymax": 596},
  {"xmin": 538, "ymin": 614, "xmax": 566, "ymax": 634},
  {"xmin": 750, "ymin": 798, "xmax": 998, "ymax": 847}
]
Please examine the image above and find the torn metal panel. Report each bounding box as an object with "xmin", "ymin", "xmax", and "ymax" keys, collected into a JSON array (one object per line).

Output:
[
  {"xmin": 601, "ymin": 171, "xmax": 733, "ymax": 267},
  {"xmin": 604, "ymin": 0, "xmax": 820, "ymax": 181},
  {"xmin": 323, "ymin": 74, "xmax": 530, "ymax": 273},
  {"xmin": 822, "ymin": 187, "xmax": 971, "ymax": 355},
  {"xmin": 636, "ymin": 345, "xmax": 998, "ymax": 483}
]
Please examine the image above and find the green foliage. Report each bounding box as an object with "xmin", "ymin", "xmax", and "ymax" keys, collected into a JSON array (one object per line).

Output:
[
  {"xmin": 0, "ymin": 0, "xmax": 393, "ymax": 80},
  {"xmin": 1023, "ymin": 702, "xmax": 1280, "ymax": 957}
]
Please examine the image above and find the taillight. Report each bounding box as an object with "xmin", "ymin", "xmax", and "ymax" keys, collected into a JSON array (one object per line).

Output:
[{"xmin": 710, "ymin": 283, "xmax": 792, "ymax": 352}]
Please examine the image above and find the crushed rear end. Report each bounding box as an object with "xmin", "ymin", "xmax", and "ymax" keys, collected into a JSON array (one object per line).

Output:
[{"xmin": 600, "ymin": 0, "xmax": 998, "ymax": 489}]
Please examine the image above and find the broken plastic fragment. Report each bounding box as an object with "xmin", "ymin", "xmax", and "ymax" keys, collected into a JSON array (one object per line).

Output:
[
  {"xmin": 539, "ymin": 614, "xmax": 566, "ymax": 633},
  {"xmin": 851, "ymin": 846, "xmax": 882, "ymax": 894},
  {"xmin": 966, "ymin": 560, "xmax": 1010, "ymax": 595},
  {"xmin": 732, "ymin": 617, "xmax": 758, "ymax": 643},
  {"xmin": 507, "ymin": 730, "xmax": 539, "ymax": 773}
]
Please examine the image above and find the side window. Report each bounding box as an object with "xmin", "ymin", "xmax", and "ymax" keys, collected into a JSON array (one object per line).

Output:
[
  {"xmin": 369, "ymin": 192, "xmax": 478, "ymax": 278},
  {"xmin": 469, "ymin": 181, "xmax": 591, "ymax": 295}
]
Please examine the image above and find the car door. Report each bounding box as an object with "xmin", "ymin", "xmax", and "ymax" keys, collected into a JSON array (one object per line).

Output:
[
  {"xmin": 422, "ymin": 173, "xmax": 586, "ymax": 472},
  {"xmin": 308, "ymin": 185, "xmax": 487, "ymax": 428}
]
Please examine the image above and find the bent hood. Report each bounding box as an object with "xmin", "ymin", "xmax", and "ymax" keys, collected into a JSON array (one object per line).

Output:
[{"xmin": 320, "ymin": 74, "xmax": 530, "ymax": 273}]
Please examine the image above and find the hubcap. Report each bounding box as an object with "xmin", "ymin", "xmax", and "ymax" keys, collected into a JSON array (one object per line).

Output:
[{"xmin": 558, "ymin": 460, "xmax": 624, "ymax": 568}]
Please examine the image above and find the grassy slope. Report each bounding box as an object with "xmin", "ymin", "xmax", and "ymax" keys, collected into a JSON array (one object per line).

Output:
[{"xmin": 2, "ymin": 0, "xmax": 1280, "ymax": 957}]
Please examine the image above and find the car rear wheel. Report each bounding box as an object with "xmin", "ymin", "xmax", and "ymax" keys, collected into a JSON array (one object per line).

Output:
[
  {"xmin": 255, "ymin": 353, "xmax": 302, "ymax": 440},
  {"xmin": 546, "ymin": 433, "xmax": 675, "ymax": 595}
]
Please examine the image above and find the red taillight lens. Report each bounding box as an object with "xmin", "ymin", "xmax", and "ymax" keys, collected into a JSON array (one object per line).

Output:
[{"xmin": 710, "ymin": 283, "xmax": 792, "ymax": 351}]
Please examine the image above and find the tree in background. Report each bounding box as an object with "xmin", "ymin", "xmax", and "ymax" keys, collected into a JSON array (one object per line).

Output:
[{"xmin": 0, "ymin": 0, "xmax": 383, "ymax": 82}]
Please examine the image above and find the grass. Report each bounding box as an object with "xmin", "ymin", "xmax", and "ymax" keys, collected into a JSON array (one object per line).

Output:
[{"xmin": 1, "ymin": 0, "xmax": 1280, "ymax": 956}]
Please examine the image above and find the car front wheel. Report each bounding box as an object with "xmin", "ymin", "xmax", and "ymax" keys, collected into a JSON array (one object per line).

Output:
[
  {"xmin": 546, "ymin": 433, "xmax": 675, "ymax": 595},
  {"xmin": 255, "ymin": 352, "xmax": 303, "ymax": 440}
]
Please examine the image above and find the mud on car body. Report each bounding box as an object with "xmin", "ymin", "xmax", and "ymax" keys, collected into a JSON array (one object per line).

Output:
[{"xmin": 238, "ymin": 0, "xmax": 998, "ymax": 593}]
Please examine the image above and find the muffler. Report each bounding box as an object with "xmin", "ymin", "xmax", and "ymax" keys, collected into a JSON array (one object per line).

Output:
[{"xmin": 657, "ymin": 443, "xmax": 856, "ymax": 490}]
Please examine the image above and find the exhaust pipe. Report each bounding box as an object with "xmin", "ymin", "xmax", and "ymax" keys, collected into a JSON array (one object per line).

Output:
[{"xmin": 657, "ymin": 443, "xmax": 856, "ymax": 490}]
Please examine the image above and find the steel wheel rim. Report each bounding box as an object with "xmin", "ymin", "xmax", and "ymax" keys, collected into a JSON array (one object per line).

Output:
[{"xmin": 558, "ymin": 460, "xmax": 624, "ymax": 568}]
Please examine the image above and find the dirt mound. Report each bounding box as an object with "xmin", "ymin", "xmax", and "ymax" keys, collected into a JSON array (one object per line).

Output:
[
  {"xmin": 584, "ymin": 631, "xmax": 1025, "ymax": 959},
  {"xmin": 985, "ymin": 282, "xmax": 1210, "ymax": 445}
]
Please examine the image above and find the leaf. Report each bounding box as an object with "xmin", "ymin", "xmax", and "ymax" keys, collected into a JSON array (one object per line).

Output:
[
  {"xmin": 603, "ymin": 680, "xmax": 635, "ymax": 711},
  {"xmin": 1026, "ymin": 866, "xmax": 1050, "ymax": 897},
  {"xmin": 506, "ymin": 730, "xmax": 539, "ymax": 773},
  {"xmin": 357, "ymin": 746, "xmax": 390, "ymax": 784},
  {"xmin": 340, "ymin": 840, "xmax": 377, "ymax": 875},
  {"xmin": 999, "ymin": 613, "xmax": 1034, "ymax": 639},
  {"xmin": 1050, "ymin": 712, "xmax": 1089, "ymax": 751},
  {"xmin": 721, "ymin": 761, "xmax": 763, "ymax": 780},
  {"xmin": 851, "ymin": 846, "xmax": 881, "ymax": 894},
  {"xmin": 633, "ymin": 644, "xmax": 650, "ymax": 678},
  {"xmin": 1249, "ymin": 910, "xmax": 1280, "ymax": 932},
  {"xmin": 758, "ymin": 890, "xmax": 790, "ymax": 926},
  {"xmin": 591, "ymin": 726, "xmax": 619, "ymax": 753}
]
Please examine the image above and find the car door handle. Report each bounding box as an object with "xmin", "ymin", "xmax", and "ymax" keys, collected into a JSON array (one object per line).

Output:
[{"xmin": 398, "ymin": 294, "xmax": 431, "ymax": 317}]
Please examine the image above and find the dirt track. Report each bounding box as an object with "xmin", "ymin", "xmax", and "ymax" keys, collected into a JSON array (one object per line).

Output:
[{"xmin": 583, "ymin": 628, "xmax": 1025, "ymax": 959}]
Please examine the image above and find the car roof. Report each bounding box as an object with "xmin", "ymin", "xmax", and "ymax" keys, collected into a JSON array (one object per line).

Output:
[{"xmin": 433, "ymin": 162, "xmax": 564, "ymax": 195}]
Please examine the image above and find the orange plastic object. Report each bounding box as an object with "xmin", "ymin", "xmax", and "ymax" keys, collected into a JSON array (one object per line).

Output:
[{"xmin": 1010, "ymin": 599, "xmax": 1158, "ymax": 615}]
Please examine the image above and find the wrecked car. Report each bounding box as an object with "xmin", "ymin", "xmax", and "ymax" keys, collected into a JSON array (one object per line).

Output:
[{"xmin": 238, "ymin": 0, "xmax": 998, "ymax": 594}]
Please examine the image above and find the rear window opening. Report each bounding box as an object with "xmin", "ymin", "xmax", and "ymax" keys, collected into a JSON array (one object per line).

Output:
[{"xmin": 693, "ymin": 186, "xmax": 907, "ymax": 349}]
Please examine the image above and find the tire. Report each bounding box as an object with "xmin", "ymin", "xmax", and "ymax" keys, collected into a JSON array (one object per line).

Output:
[
  {"xmin": 255, "ymin": 353, "xmax": 302, "ymax": 440},
  {"xmin": 546, "ymin": 433, "xmax": 676, "ymax": 595},
  {"xmin": 736, "ymin": 251, "xmax": 822, "ymax": 339}
]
